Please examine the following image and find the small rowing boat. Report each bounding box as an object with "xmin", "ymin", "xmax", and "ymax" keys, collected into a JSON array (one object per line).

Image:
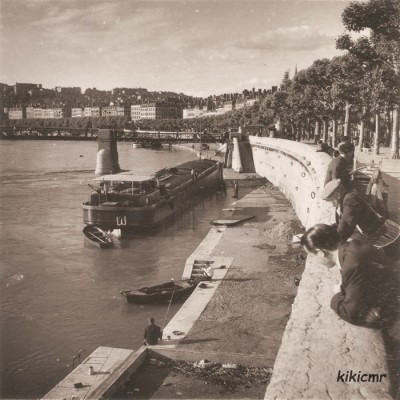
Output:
[
  {"xmin": 120, "ymin": 280, "xmax": 197, "ymax": 304},
  {"xmin": 83, "ymin": 225, "xmax": 113, "ymax": 248}
]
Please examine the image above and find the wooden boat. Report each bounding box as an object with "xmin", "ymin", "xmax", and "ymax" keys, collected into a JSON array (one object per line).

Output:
[
  {"xmin": 120, "ymin": 280, "xmax": 197, "ymax": 304},
  {"xmin": 83, "ymin": 225, "xmax": 113, "ymax": 248}
]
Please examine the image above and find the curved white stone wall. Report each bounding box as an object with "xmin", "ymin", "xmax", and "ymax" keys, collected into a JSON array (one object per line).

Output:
[{"xmin": 249, "ymin": 137, "xmax": 391, "ymax": 400}]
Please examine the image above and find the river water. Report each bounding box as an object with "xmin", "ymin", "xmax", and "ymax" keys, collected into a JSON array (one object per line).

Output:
[{"xmin": 0, "ymin": 141, "xmax": 234, "ymax": 399}]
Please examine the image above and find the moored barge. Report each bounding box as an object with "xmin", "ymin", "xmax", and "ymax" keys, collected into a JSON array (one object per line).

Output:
[{"xmin": 83, "ymin": 159, "xmax": 223, "ymax": 230}]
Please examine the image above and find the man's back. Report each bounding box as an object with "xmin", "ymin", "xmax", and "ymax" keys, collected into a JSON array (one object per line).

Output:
[
  {"xmin": 325, "ymin": 156, "xmax": 351, "ymax": 190},
  {"xmin": 144, "ymin": 323, "xmax": 161, "ymax": 345}
]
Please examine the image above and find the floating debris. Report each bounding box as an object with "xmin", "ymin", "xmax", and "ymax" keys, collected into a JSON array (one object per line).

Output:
[{"xmin": 171, "ymin": 360, "xmax": 272, "ymax": 391}]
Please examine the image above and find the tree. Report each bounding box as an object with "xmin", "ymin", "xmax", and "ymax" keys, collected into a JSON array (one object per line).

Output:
[
  {"xmin": 337, "ymin": 0, "xmax": 400, "ymax": 158},
  {"xmin": 295, "ymin": 59, "xmax": 337, "ymax": 143}
]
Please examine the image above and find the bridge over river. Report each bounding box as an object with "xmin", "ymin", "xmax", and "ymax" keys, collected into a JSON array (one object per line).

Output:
[{"xmin": 0, "ymin": 126, "xmax": 225, "ymax": 144}]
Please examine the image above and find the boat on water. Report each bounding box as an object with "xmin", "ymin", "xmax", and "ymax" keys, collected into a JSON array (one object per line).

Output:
[
  {"xmin": 120, "ymin": 280, "xmax": 197, "ymax": 304},
  {"xmin": 83, "ymin": 225, "xmax": 113, "ymax": 248},
  {"xmin": 83, "ymin": 159, "xmax": 223, "ymax": 230}
]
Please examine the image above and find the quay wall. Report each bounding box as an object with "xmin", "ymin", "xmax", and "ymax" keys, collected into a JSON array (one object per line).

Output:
[{"xmin": 249, "ymin": 137, "xmax": 391, "ymax": 400}]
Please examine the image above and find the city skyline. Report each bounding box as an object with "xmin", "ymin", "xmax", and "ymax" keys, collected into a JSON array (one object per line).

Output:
[{"xmin": 1, "ymin": 0, "xmax": 353, "ymax": 97}]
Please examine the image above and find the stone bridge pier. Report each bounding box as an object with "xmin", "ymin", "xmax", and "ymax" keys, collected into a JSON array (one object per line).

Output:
[{"xmin": 95, "ymin": 129, "xmax": 121, "ymax": 176}]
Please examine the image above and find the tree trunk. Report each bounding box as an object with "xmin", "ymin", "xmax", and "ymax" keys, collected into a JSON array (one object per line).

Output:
[
  {"xmin": 343, "ymin": 102, "xmax": 351, "ymax": 137},
  {"xmin": 332, "ymin": 118, "xmax": 337, "ymax": 148},
  {"xmin": 385, "ymin": 109, "xmax": 392, "ymax": 147},
  {"xmin": 307, "ymin": 120, "xmax": 312, "ymax": 140},
  {"xmin": 390, "ymin": 106, "xmax": 399, "ymax": 159},
  {"xmin": 314, "ymin": 120, "xmax": 320, "ymax": 143},
  {"xmin": 357, "ymin": 106, "xmax": 367, "ymax": 152},
  {"xmin": 373, "ymin": 112, "xmax": 380, "ymax": 155},
  {"xmin": 322, "ymin": 117, "xmax": 328, "ymax": 143},
  {"xmin": 291, "ymin": 123, "xmax": 297, "ymax": 141},
  {"xmin": 296, "ymin": 123, "xmax": 301, "ymax": 142}
]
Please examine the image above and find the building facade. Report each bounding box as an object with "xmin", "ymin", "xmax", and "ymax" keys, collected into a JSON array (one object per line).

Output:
[
  {"xmin": 131, "ymin": 105, "xmax": 141, "ymax": 121},
  {"xmin": 8, "ymin": 107, "xmax": 25, "ymax": 119},
  {"xmin": 84, "ymin": 107, "xmax": 101, "ymax": 117},
  {"xmin": 71, "ymin": 108, "xmax": 83, "ymax": 118},
  {"xmin": 139, "ymin": 102, "xmax": 182, "ymax": 120},
  {"xmin": 101, "ymin": 106, "xmax": 127, "ymax": 117}
]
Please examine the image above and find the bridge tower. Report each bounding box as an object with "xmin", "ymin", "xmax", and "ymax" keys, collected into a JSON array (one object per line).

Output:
[{"xmin": 95, "ymin": 129, "xmax": 121, "ymax": 176}]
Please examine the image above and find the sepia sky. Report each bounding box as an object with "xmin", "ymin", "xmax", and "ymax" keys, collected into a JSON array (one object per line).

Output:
[{"xmin": 1, "ymin": 0, "xmax": 352, "ymax": 96}]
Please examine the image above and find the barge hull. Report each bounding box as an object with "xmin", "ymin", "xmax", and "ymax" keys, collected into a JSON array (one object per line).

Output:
[{"xmin": 83, "ymin": 161, "xmax": 223, "ymax": 230}]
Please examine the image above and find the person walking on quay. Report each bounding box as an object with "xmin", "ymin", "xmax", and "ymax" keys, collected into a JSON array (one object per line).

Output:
[
  {"xmin": 233, "ymin": 180, "xmax": 239, "ymax": 198},
  {"xmin": 321, "ymin": 179, "xmax": 384, "ymax": 242},
  {"xmin": 301, "ymin": 224, "xmax": 397, "ymax": 328},
  {"xmin": 324, "ymin": 142, "xmax": 354, "ymax": 192},
  {"xmin": 143, "ymin": 317, "xmax": 162, "ymax": 346}
]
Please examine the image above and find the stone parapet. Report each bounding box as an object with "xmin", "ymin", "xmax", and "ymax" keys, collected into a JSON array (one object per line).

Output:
[
  {"xmin": 250, "ymin": 137, "xmax": 332, "ymax": 229},
  {"xmin": 249, "ymin": 137, "xmax": 392, "ymax": 400}
]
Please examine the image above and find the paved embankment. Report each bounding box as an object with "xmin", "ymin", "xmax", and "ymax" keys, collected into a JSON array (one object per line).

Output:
[
  {"xmin": 151, "ymin": 183, "xmax": 306, "ymax": 393},
  {"xmin": 176, "ymin": 187, "xmax": 304, "ymax": 363}
]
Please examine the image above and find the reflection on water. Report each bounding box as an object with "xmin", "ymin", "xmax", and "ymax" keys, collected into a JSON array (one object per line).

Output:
[{"xmin": 0, "ymin": 141, "xmax": 233, "ymax": 399}]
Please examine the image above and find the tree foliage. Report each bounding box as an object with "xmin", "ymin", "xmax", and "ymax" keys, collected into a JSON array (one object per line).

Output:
[{"xmin": 337, "ymin": 0, "xmax": 400, "ymax": 157}]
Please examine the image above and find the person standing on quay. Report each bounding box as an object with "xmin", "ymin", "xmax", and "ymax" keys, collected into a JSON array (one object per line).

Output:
[
  {"xmin": 143, "ymin": 318, "xmax": 162, "ymax": 346},
  {"xmin": 233, "ymin": 180, "xmax": 239, "ymax": 198}
]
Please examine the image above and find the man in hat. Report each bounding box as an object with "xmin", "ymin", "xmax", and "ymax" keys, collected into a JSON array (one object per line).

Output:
[
  {"xmin": 321, "ymin": 179, "xmax": 383, "ymax": 242},
  {"xmin": 324, "ymin": 142, "xmax": 354, "ymax": 192}
]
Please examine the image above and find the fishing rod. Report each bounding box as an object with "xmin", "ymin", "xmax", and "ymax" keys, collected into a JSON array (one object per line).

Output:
[{"xmin": 161, "ymin": 281, "xmax": 175, "ymax": 331}]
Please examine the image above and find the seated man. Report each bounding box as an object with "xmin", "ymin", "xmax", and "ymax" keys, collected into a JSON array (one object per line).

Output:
[
  {"xmin": 321, "ymin": 179, "xmax": 383, "ymax": 242},
  {"xmin": 143, "ymin": 317, "xmax": 162, "ymax": 346},
  {"xmin": 201, "ymin": 262, "xmax": 214, "ymax": 281},
  {"xmin": 301, "ymin": 224, "xmax": 396, "ymax": 328}
]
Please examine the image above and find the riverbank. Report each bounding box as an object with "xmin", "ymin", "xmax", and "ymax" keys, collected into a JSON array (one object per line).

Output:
[{"xmin": 115, "ymin": 182, "xmax": 306, "ymax": 399}]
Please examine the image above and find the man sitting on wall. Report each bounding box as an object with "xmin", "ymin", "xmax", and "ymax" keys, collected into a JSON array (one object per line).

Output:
[
  {"xmin": 301, "ymin": 224, "xmax": 397, "ymax": 328},
  {"xmin": 321, "ymin": 179, "xmax": 384, "ymax": 242},
  {"xmin": 324, "ymin": 143, "xmax": 354, "ymax": 192}
]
